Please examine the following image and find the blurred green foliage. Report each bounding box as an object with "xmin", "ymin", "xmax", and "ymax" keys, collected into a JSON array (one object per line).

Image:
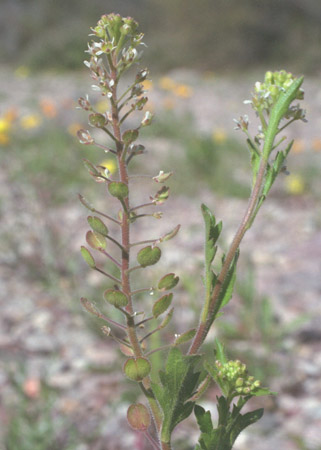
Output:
[{"xmin": 1, "ymin": 0, "xmax": 320, "ymax": 72}]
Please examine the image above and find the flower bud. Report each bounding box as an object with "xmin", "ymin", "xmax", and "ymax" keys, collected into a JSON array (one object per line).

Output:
[{"xmin": 77, "ymin": 129, "xmax": 95, "ymax": 145}]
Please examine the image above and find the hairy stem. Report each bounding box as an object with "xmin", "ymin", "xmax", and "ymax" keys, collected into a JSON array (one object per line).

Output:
[{"xmin": 188, "ymin": 157, "xmax": 268, "ymax": 354}]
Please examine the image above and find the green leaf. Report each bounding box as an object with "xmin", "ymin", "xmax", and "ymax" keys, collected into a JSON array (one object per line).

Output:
[
  {"xmin": 151, "ymin": 347, "xmax": 201, "ymax": 442},
  {"xmin": 217, "ymin": 250, "xmax": 239, "ymax": 310},
  {"xmin": 228, "ymin": 408, "xmax": 264, "ymax": 447},
  {"xmin": 103, "ymin": 289, "xmax": 128, "ymax": 307},
  {"xmin": 80, "ymin": 246, "xmax": 96, "ymax": 268},
  {"xmin": 108, "ymin": 181, "xmax": 129, "ymax": 199},
  {"xmin": 137, "ymin": 246, "xmax": 161, "ymax": 267},
  {"xmin": 201, "ymin": 204, "xmax": 222, "ymax": 268},
  {"xmin": 152, "ymin": 293, "xmax": 173, "ymax": 318},
  {"xmin": 158, "ymin": 273, "xmax": 179, "ymax": 291},
  {"xmin": 87, "ymin": 216, "xmax": 109, "ymax": 236}
]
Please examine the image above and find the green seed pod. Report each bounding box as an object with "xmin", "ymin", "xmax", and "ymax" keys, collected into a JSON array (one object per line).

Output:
[
  {"xmin": 174, "ymin": 328, "xmax": 196, "ymax": 346},
  {"xmin": 152, "ymin": 293, "xmax": 173, "ymax": 318},
  {"xmin": 124, "ymin": 357, "xmax": 151, "ymax": 381},
  {"xmin": 89, "ymin": 113, "xmax": 108, "ymax": 128},
  {"xmin": 80, "ymin": 246, "xmax": 96, "ymax": 268},
  {"xmin": 87, "ymin": 216, "xmax": 109, "ymax": 236},
  {"xmin": 158, "ymin": 273, "xmax": 179, "ymax": 291},
  {"xmin": 122, "ymin": 129, "xmax": 139, "ymax": 145},
  {"xmin": 137, "ymin": 246, "xmax": 161, "ymax": 267},
  {"xmin": 108, "ymin": 182, "xmax": 129, "ymax": 199},
  {"xmin": 86, "ymin": 230, "xmax": 106, "ymax": 250},
  {"xmin": 127, "ymin": 403, "xmax": 151, "ymax": 431},
  {"xmin": 103, "ymin": 289, "xmax": 128, "ymax": 308}
]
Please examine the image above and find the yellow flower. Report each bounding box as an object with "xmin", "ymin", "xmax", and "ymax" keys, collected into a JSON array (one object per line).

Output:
[
  {"xmin": 0, "ymin": 133, "xmax": 9, "ymax": 146},
  {"xmin": 14, "ymin": 65, "xmax": 30, "ymax": 78},
  {"xmin": 159, "ymin": 76, "xmax": 177, "ymax": 91},
  {"xmin": 99, "ymin": 158, "xmax": 117, "ymax": 174},
  {"xmin": 20, "ymin": 114, "xmax": 42, "ymax": 130},
  {"xmin": 291, "ymin": 139, "xmax": 305, "ymax": 154},
  {"xmin": 142, "ymin": 79, "xmax": 153, "ymax": 91},
  {"xmin": 95, "ymin": 99, "xmax": 109, "ymax": 114},
  {"xmin": 0, "ymin": 118, "xmax": 11, "ymax": 133},
  {"xmin": 172, "ymin": 84, "xmax": 193, "ymax": 98},
  {"xmin": 212, "ymin": 128, "xmax": 227, "ymax": 144},
  {"xmin": 284, "ymin": 174, "xmax": 305, "ymax": 195},
  {"xmin": 67, "ymin": 123, "xmax": 83, "ymax": 136}
]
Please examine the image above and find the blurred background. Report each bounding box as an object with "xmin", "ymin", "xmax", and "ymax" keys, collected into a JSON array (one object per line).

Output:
[{"xmin": 0, "ymin": 1, "xmax": 321, "ymax": 449}]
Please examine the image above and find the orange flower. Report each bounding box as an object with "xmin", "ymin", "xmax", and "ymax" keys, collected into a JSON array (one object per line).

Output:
[{"xmin": 40, "ymin": 98, "xmax": 57, "ymax": 118}]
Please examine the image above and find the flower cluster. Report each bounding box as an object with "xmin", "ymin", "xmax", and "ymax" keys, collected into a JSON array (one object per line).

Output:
[
  {"xmin": 245, "ymin": 70, "xmax": 306, "ymax": 122},
  {"xmin": 215, "ymin": 359, "xmax": 261, "ymax": 396}
]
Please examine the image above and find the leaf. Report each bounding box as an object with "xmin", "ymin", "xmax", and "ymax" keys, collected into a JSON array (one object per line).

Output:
[
  {"xmin": 151, "ymin": 347, "xmax": 201, "ymax": 442},
  {"xmin": 174, "ymin": 328, "xmax": 196, "ymax": 346},
  {"xmin": 80, "ymin": 246, "xmax": 96, "ymax": 268},
  {"xmin": 152, "ymin": 293, "xmax": 173, "ymax": 318},
  {"xmin": 215, "ymin": 250, "xmax": 239, "ymax": 314},
  {"xmin": 228, "ymin": 408, "xmax": 264, "ymax": 447},
  {"xmin": 201, "ymin": 204, "xmax": 222, "ymax": 267},
  {"xmin": 137, "ymin": 246, "xmax": 161, "ymax": 267}
]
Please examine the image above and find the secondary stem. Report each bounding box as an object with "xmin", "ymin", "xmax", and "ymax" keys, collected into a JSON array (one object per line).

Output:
[{"xmin": 188, "ymin": 157, "xmax": 268, "ymax": 355}]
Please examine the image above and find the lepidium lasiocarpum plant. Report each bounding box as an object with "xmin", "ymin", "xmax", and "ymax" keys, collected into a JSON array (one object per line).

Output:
[{"xmin": 76, "ymin": 13, "xmax": 306, "ymax": 450}]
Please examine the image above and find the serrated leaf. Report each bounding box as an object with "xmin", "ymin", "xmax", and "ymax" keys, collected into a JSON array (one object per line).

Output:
[
  {"xmin": 229, "ymin": 408, "xmax": 264, "ymax": 446},
  {"xmin": 174, "ymin": 328, "xmax": 196, "ymax": 346},
  {"xmin": 151, "ymin": 347, "xmax": 201, "ymax": 442},
  {"xmin": 158, "ymin": 273, "xmax": 179, "ymax": 291},
  {"xmin": 152, "ymin": 293, "xmax": 173, "ymax": 318},
  {"xmin": 87, "ymin": 216, "xmax": 109, "ymax": 236},
  {"xmin": 215, "ymin": 250, "xmax": 239, "ymax": 313},
  {"xmin": 80, "ymin": 246, "xmax": 96, "ymax": 268}
]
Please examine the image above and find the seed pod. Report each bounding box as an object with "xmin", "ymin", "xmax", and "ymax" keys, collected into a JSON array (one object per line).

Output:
[
  {"xmin": 152, "ymin": 293, "xmax": 173, "ymax": 318},
  {"xmin": 137, "ymin": 246, "xmax": 161, "ymax": 267},
  {"xmin": 108, "ymin": 182, "xmax": 129, "ymax": 199},
  {"xmin": 86, "ymin": 230, "xmax": 106, "ymax": 250},
  {"xmin": 127, "ymin": 403, "xmax": 151, "ymax": 431},
  {"xmin": 124, "ymin": 357, "xmax": 151, "ymax": 381},
  {"xmin": 103, "ymin": 289, "xmax": 128, "ymax": 308},
  {"xmin": 87, "ymin": 216, "xmax": 109, "ymax": 236},
  {"xmin": 80, "ymin": 246, "xmax": 96, "ymax": 268},
  {"xmin": 158, "ymin": 273, "xmax": 179, "ymax": 291}
]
